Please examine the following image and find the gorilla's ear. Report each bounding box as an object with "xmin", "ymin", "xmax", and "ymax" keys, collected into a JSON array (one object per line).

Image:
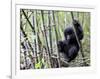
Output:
[{"xmin": 57, "ymin": 41, "xmax": 64, "ymax": 52}]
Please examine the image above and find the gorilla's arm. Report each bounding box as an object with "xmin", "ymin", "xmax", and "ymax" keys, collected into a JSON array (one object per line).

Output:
[
  {"xmin": 73, "ymin": 20, "xmax": 84, "ymax": 40},
  {"xmin": 77, "ymin": 26, "xmax": 84, "ymax": 40}
]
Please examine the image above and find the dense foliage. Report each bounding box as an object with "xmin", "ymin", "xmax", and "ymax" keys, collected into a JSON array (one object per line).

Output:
[{"xmin": 20, "ymin": 9, "xmax": 90, "ymax": 69}]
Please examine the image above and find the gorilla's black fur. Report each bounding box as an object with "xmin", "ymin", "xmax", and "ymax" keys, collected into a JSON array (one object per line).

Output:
[{"xmin": 58, "ymin": 20, "xmax": 84, "ymax": 62}]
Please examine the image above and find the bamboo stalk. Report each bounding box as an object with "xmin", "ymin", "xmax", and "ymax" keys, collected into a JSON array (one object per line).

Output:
[
  {"xmin": 64, "ymin": 12, "xmax": 67, "ymax": 29},
  {"xmin": 32, "ymin": 12, "xmax": 38, "ymax": 65},
  {"xmin": 41, "ymin": 10, "xmax": 52, "ymax": 68},
  {"xmin": 35, "ymin": 11, "xmax": 42, "ymax": 53},
  {"xmin": 48, "ymin": 11, "xmax": 53, "ymax": 67},
  {"xmin": 52, "ymin": 11, "xmax": 61, "ymax": 67},
  {"xmin": 56, "ymin": 11, "xmax": 61, "ymax": 39},
  {"xmin": 77, "ymin": 12, "xmax": 79, "ymax": 20},
  {"xmin": 82, "ymin": 13, "xmax": 84, "ymax": 26},
  {"xmin": 48, "ymin": 11, "xmax": 53, "ymax": 54},
  {"xmin": 34, "ymin": 10, "xmax": 43, "ymax": 68}
]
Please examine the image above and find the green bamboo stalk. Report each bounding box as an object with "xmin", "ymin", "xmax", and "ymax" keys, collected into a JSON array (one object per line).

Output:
[
  {"xmin": 64, "ymin": 12, "xmax": 67, "ymax": 29},
  {"xmin": 35, "ymin": 11, "xmax": 42, "ymax": 53},
  {"xmin": 34, "ymin": 10, "xmax": 43, "ymax": 68},
  {"xmin": 41, "ymin": 10, "xmax": 51, "ymax": 68},
  {"xmin": 48, "ymin": 11, "xmax": 53, "ymax": 67},
  {"xmin": 82, "ymin": 13, "xmax": 84, "ymax": 26},
  {"xmin": 32, "ymin": 11, "xmax": 38, "ymax": 65},
  {"xmin": 48, "ymin": 11, "xmax": 53, "ymax": 54},
  {"xmin": 77, "ymin": 12, "xmax": 79, "ymax": 20},
  {"xmin": 56, "ymin": 11, "xmax": 60, "ymax": 39},
  {"xmin": 52, "ymin": 11, "xmax": 61, "ymax": 67}
]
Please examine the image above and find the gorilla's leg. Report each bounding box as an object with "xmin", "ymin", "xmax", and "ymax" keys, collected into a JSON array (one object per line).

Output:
[{"xmin": 67, "ymin": 45, "xmax": 79, "ymax": 62}]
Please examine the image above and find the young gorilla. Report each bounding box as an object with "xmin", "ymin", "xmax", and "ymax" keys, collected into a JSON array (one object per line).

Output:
[{"xmin": 58, "ymin": 20, "xmax": 84, "ymax": 62}]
